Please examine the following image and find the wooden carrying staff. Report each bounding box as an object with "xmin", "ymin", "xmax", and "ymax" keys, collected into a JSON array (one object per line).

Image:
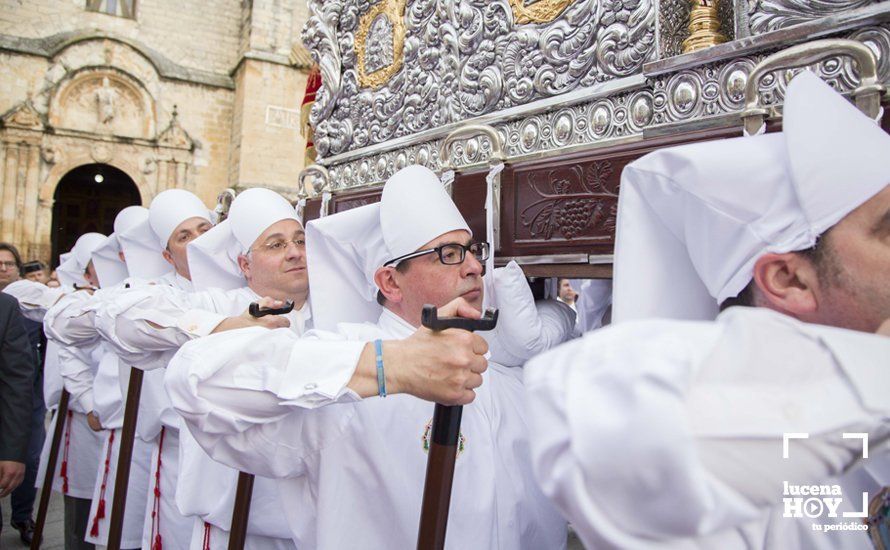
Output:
[
  {"xmin": 416, "ymin": 304, "xmax": 498, "ymax": 550},
  {"xmin": 227, "ymin": 299, "xmax": 294, "ymax": 550},
  {"xmin": 105, "ymin": 281, "xmax": 144, "ymax": 550},
  {"xmin": 105, "ymin": 367, "xmax": 143, "ymax": 550},
  {"xmin": 31, "ymin": 390, "xmax": 70, "ymax": 550}
]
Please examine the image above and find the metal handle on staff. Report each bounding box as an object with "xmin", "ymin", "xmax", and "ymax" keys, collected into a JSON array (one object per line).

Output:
[
  {"xmin": 105, "ymin": 367, "xmax": 144, "ymax": 550},
  {"xmin": 227, "ymin": 299, "xmax": 295, "ymax": 550},
  {"xmin": 31, "ymin": 390, "xmax": 70, "ymax": 550},
  {"xmin": 416, "ymin": 305, "xmax": 498, "ymax": 550}
]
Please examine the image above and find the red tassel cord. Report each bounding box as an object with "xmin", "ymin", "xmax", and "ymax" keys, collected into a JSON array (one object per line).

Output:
[
  {"xmin": 89, "ymin": 429, "xmax": 115, "ymax": 537},
  {"xmin": 150, "ymin": 427, "xmax": 166, "ymax": 550},
  {"xmin": 203, "ymin": 522, "xmax": 211, "ymax": 550},
  {"xmin": 60, "ymin": 410, "xmax": 73, "ymax": 494}
]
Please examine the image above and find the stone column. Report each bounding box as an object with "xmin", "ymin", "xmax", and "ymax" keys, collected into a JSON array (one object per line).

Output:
[
  {"xmin": 22, "ymin": 144, "xmax": 41, "ymax": 259},
  {"xmin": 1, "ymin": 144, "xmax": 19, "ymax": 242}
]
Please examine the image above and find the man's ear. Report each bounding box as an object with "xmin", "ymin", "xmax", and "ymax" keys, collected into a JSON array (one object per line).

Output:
[
  {"xmin": 162, "ymin": 248, "xmax": 176, "ymax": 267},
  {"xmin": 374, "ymin": 267, "xmax": 403, "ymax": 304},
  {"xmin": 751, "ymin": 252, "xmax": 819, "ymax": 318},
  {"xmin": 237, "ymin": 254, "xmax": 251, "ymax": 281}
]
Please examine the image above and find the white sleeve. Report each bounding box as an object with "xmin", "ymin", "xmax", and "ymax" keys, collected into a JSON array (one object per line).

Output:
[
  {"xmin": 524, "ymin": 318, "xmax": 890, "ymax": 549},
  {"xmin": 58, "ymin": 344, "xmax": 97, "ymax": 413},
  {"xmin": 2, "ymin": 279, "xmax": 65, "ymax": 322},
  {"xmin": 44, "ymin": 291, "xmax": 100, "ymax": 347},
  {"xmin": 93, "ymin": 285, "xmax": 226, "ymax": 366},
  {"xmin": 92, "ymin": 351, "xmax": 123, "ymax": 426},
  {"xmin": 484, "ymin": 261, "xmax": 575, "ymax": 367},
  {"xmin": 165, "ymin": 326, "xmax": 366, "ymax": 478},
  {"xmin": 42, "ymin": 340, "xmax": 64, "ymax": 410}
]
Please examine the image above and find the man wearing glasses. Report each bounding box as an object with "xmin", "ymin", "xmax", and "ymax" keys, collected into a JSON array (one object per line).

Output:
[
  {"xmin": 0, "ymin": 243, "xmax": 23, "ymax": 291},
  {"xmin": 162, "ymin": 165, "xmax": 573, "ymax": 549},
  {"xmin": 86, "ymin": 187, "xmax": 307, "ymax": 549}
]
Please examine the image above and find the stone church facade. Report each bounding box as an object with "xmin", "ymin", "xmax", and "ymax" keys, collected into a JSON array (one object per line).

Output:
[{"xmin": 0, "ymin": 0, "xmax": 313, "ymax": 263}]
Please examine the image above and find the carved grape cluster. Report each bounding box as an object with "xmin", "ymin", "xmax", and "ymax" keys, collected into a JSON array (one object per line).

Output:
[{"xmin": 555, "ymin": 199, "xmax": 595, "ymax": 239}]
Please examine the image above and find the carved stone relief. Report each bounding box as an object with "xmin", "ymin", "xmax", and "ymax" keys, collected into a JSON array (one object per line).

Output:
[
  {"xmin": 52, "ymin": 72, "xmax": 154, "ymax": 139},
  {"xmin": 157, "ymin": 108, "xmax": 195, "ymax": 150},
  {"xmin": 2, "ymin": 102, "xmax": 44, "ymax": 130},
  {"xmin": 96, "ymin": 77, "xmax": 118, "ymax": 127},
  {"xmin": 303, "ymin": 0, "xmax": 657, "ymax": 158}
]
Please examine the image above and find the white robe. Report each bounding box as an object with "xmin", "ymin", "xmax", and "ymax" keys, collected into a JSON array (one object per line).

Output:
[
  {"xmin": 94, "ymin": 281, "xmax": 305, "ymax": 549},
  {"xmin": 41, "ymin": 282, "xmax": 153, "ymax": 546},
  {"xmin": 36, "ymin": 291, "xmax": 106, "ymax": 501},
  {"xmin": 86, "ymin": 272, "xmax": 205, "ymax": 550},
  {"xmin": 524, "ymin": 306, "xmax": 890, "ymax": 549},
  {"xmin": 164, "ymin": 308, "xmax": 569, "ymax": 550}
]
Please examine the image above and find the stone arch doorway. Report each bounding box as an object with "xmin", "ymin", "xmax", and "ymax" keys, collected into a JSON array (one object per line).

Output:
[{"xmin": 50, "ymin": 163, "xmax": 141, "ymax": 265}]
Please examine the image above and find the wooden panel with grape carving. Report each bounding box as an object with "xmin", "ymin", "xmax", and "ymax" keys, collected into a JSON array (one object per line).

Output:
[
  {"xmin": 499, "ymin": 126, "xmax": 751, "ymax": 258},
  {"xmin": 500, "ymin": 154, "xmax": 632, "ymax": 257}
]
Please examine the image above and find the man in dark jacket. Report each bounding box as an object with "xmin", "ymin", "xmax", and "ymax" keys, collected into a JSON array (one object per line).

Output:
[
  {"xmin": 1, "ymin": 243, "xmax": 45, "ymax": 544},
  {"xmin": 0, "ymin": 291, "xmax": 36, "ymax": 541}
]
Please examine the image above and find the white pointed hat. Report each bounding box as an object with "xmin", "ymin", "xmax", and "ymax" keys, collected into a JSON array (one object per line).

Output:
[
  {"xmin": 612, "ymin": 71, "xmax": 890, "ymax": 323},
  {"xmin": 92, "ymin": 206, "xmax": 148, "ymax": 287},
  {"xmin": 54, "ymin": 251, "xmax": 76, "ymax": 288},
  {"xmin": 118, "ymin": 189, "xmax": 212, "ymax": 280},
  {"xmin": 149, "ymin": 189, "xmax": 213, "ymax": 249},
  {"xmin": 380, "ymin": 165, "xmax": 471, "ymax": 263},
  {"xmin": 307, "ymin": 204, "xmax": 387, "ymax": 330},
  {"xmin": 57, "ymin": 232, "xmax": 106, "ymax": 288},
  {"xmin": 307, "ymin": 165, "xmax": 472, "ymax": 330},
  {"xmin": 188, "ymin": 187, "xmax": 300, "ymax": 290}
]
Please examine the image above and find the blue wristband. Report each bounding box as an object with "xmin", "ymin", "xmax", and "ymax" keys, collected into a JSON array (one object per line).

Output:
[{"xmin": 374, "ymin": 339, "xmax": 386, "ymax": 398}]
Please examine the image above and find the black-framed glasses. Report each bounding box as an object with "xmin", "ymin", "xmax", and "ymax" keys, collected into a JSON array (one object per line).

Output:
[{"xmin": 384, "ymin": 241, "xmax": 490, "ymax": 267}]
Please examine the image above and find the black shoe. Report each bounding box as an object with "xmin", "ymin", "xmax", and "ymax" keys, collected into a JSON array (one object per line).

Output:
[{"xmin": 10, "ymin": 518, "xmax": 36, "ymax": 545}]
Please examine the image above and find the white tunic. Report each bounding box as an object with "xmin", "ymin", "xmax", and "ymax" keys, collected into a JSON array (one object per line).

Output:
[
  {"xmin": 42, "ymin": 281, "xmax": 154, "ymax": 545},
  {"xmin": 39, "ymin": 291, "xmax": 107, "ymax": 500},
  {"xmin": 524, "ymin": 306, "xmax": 890, "ymax": 549},
  {"xmin": 165, "ymin": 308, "xmax": 569, "ymax": 550},
  {"xmin": 2, "ymin": 278, "xmax": 66, "ymax": 319},
  {"xmin": 94, "ymin": 281, "xmax": 306, "ymax": 548}
]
